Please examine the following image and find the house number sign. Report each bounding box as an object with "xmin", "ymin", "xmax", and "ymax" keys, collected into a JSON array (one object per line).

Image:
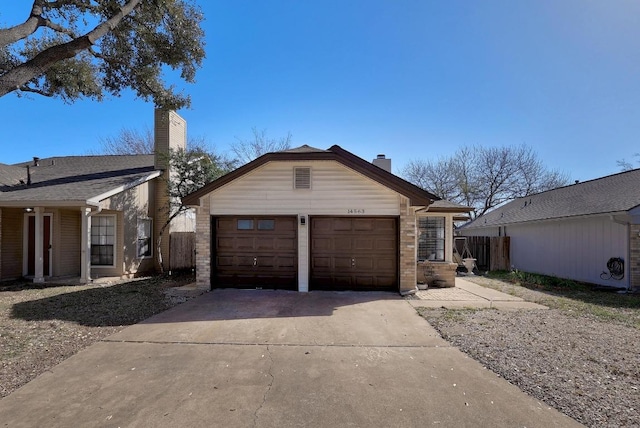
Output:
[{"xmin": 347, "ymin": 209, "xmax": 365, "ymax": 214}]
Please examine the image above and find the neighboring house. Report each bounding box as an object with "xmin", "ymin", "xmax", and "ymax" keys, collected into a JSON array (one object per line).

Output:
[
  {"xmin": 459, "ymin": 168, "xmax": 640, "ymax": 292},
  {"xmin": 183, "ymin": 145, "xmax": 471, "ymax": 294},
  {"xmin": 0, "ymin": 110, "xmax": 187, "ymax": 283}
]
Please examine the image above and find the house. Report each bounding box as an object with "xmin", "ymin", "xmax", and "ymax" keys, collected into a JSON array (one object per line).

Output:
[
  {"xmin": 0, "ymin": 110, "xmax": 187, "ymax": 283},
  {"xmin": 183, "ymin": 145, "xmax": 471, "ymax": 294},
  {"xmin": 459, "ymin": 168, "xmax": 640, "ymax": 292}
]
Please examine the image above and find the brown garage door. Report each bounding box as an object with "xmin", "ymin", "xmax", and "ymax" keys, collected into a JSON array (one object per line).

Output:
[
  {"xmin": 310, "ymin": 217, "xmax": 398, "ymax": 291},
  {"xmin": 213, "ymin": 216, "xmax": 297, "ymax": 290}
]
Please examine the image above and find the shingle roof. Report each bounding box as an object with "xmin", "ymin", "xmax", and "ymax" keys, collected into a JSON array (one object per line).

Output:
[
  {"xmin": 462, "ymin": 168, "xmax": 640, "ymax": 229},
  {"xmin": 0, "ymin": 155, "xmax": 158, "ymax": 206},
  {"xmin": 183, "ymin": 145, "xmax": 439, "ymax": 207},
  {"xmin": 427, "ymin": 199, "xmax": 472, "ymax": 213}
]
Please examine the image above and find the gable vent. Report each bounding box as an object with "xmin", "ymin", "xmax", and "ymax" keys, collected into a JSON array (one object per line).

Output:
[{"xmin": 294, "ymin": 167, "xmax": 311, "ymax": 189}]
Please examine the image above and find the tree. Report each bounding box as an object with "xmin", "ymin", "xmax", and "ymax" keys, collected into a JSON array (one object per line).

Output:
[
  {"xmin": 617, "ymin": 153, "xmax": 640, "ymax": 171},
  {"xmin": 0, "ymin": 1, "xmax": 205, "ymax": 109},
  {"xmin": 402, "ymin": 144, "xmax": 569, "ymax": 218},
  {"xmin": 231, "ymin": 127, "xmax": 292, "ymax": 164},
  {"xmin": 97, "ymin": 127, "xmax": 154, "ymax": 155},
  {"xmin": 155, "ymin": 145, "xmax": 236, "ymax": 271}
]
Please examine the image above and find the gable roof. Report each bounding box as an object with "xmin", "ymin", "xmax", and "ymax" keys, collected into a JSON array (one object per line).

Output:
[
  {"xmin": 462, "ymin": 168, "xmax": 640, "ymax": 229},
  {"xmin": 0, "ymin": 155, "xmax": 160, "ymax": 207},
  {"xmin": 183, "ymin": 145, "xmax": 439, "ymax": 206}
]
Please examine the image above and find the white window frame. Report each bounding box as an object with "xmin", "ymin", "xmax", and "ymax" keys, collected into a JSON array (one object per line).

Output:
[
  {"xmin": 417, "ymin": 215, "xmax": 446, "ymax": 262},
  {"xmin": 137, "ymin": 218, "xmax": 153, "ymax": 259},
  {"xmin": 91, "ymin": 214, "xmax": 116, "ymax": 268}
]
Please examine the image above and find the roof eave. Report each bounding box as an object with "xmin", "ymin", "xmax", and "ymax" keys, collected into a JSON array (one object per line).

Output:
[{"xmin": 183, "ymin": 146, "xmax": 437, "ymax": 207}]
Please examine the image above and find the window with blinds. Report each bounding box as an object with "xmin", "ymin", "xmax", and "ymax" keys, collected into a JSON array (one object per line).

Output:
[{"xmin": 418, "ymin": 216, "xmax": 445, "ymax": 261}]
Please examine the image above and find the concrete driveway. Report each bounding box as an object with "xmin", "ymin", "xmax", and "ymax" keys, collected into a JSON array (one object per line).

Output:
[{"xmin": 0, "ymin": 289, "xmax": 581, "ymax": 427}]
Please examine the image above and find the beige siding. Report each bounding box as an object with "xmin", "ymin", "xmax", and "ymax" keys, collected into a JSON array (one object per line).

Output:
[
  {"xmin": 1, "ymin": 208, "xmax": 23, "ymax": 280},
  {"xmin": 209, "ymin": 161, "xmax": 401, "ymax": 215},
  {"xmin": 57, "ymin": 209, "xmax": 81, "ymax": 277},
  {"xmin": 98, "ymin": 181, "xmax": 157, "ymax": 277}
]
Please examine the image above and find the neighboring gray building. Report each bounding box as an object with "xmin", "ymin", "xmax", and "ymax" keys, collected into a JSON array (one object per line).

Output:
[{"xmin": 459, "ymin": 168, "xmax": 640, "ymax": 291}]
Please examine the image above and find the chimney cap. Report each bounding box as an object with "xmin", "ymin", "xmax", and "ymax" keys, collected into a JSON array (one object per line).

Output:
[{"xmin": 376, "ymin": 154, "xmax": 386, "ymax": 159}]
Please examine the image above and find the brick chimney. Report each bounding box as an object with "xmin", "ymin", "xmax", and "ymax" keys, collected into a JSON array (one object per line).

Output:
[
  {"xmin": 153, "ymin": 109, "xmax": 187, "ymax": 272},
  {"xmin": 154, "ymin": 109, "xmax": 186, "ymax": 170}
]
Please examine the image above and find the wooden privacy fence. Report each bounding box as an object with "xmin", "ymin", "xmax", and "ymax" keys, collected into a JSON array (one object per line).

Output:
[
  {"xmin": 169, "ymin": 232, "xmax": 195, "ymax": 270},
  {"xmin": 463, "ymin": 236, "xmax": 510, "ymax": 271}
]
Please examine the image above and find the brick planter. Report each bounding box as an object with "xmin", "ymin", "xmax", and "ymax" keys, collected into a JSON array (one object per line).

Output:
[{"xmin": 417, "ymin": 261, "xmax": 457, "ymax": 288}]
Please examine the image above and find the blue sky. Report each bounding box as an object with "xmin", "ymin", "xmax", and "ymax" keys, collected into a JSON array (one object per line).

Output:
[{"xmin": 1, "ymin": 1, "xmax": 639, "ymax": 181}]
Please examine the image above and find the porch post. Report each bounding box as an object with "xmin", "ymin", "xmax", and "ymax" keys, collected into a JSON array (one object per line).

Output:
[
  {"xmin": 80, "ymin": 207, "xmax": 92, "ymax": 284},
  {"xmin": 33, "ymin": 207, "xmax": 45, "ymax": 283}
]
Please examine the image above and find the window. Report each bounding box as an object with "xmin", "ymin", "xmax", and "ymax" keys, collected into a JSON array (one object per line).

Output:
[
  {"xmin": 257, "ymin": 219, "xmax": 275, "ymax": 230},
  {"xmin": 137, "ymin": 218, "xmax": 152, "ymax": 258},
  {"xmin": 237, "ymin": 219, "xmax": 254, "ymax": 230},
  {"xmin": 418, "ymin": 216, "xmax": 445, "ymax": 261},
  {"xmin": 294, "ymin": 167, "xmax": 311, "ymax": 189},
  {"xmin": 91, "ymin": 215, "xmax": 115, "ymax": 266}
]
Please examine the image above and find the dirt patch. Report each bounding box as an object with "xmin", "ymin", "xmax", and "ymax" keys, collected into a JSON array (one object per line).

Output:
[
  {"xmin": 419, "ymin": 275, "xmax": 640, "ymax": 428},
  {"xmin": 0, "ymin": 275, "xmax": 197, "ymax": 398}
]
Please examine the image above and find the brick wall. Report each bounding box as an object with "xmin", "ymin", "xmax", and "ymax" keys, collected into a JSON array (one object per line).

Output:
[
  {"xmin": 631, "ymin": 224, "xmax": 640, "ymax": 293},
  {"xmin": 417, "ymin": 261, "xmax": 457, "ymax": 288},
  {"xmin": 153, "ymin": 110, "xmax": 187, "ymax": 272},
  {"xmin": 398, "ymin": 197, "xmax": 417, "ymax": 294},
  {"xmin": 194, "ymin": 195, "xmax": 211, "ymax": 291}
]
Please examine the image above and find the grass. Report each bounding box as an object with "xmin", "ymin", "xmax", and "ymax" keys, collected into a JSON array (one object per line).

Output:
[{"xmin": 477, "ymin": 270, "xmax": 640, "ymax": 329}]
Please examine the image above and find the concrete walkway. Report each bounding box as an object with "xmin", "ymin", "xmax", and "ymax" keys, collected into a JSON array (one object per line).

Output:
[
  {"xmin": 0, "ymin": 289, "xmax": 575, "ymax": 427},
  {"xmin": 408, "ymin": 277, "xmax": 548, "ymax": 310}
]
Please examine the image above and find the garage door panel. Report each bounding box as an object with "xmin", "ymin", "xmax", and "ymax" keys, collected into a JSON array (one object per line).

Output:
[
  {"xmin": 354, "ymin": 257, "xmax": 374, "ymax": 270},
  {"xmin": 353, "ymin": 218, "xmax": 375, "ymax": 231},
  {"xmin": 236, "ymin": 237, "xmax": 254, "ymax": 249},
  {"xmin": 213, "ymin": 216, "xmax": 297, "ymax": 290},
  {"xmin": 310, "ymin": 217, "xmax": 398, "ymax": 291},
  {"xmin": 312, "ymin": 257, "xmax": 331, "ymax": 269},
  {"xmin": 354, "ymin": 238, "xmax": 374, "ymax": 250},
  {"xmin": 334, "ymin": 257, "xmax": 353, "ymax": 269},
  {"xmin": 276, "ymin": 238, "xmax": 296, "ymax": 250},
  {"xmin": 376, "ymin": 238, "xmax": 396, "ymax": 250},
  {"xmin": 334, "ymin": 237, "xmax": 353, "ymax": 250},
  {"xmin": 333, "ymin": 218, "xmax": 353, "ymax": 231}
]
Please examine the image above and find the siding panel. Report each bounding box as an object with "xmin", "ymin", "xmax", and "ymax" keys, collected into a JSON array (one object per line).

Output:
[
  {"xmin": 1, "ymin": 209, "xmax": 23, "ymax": 280},
  {"xmin": 209, "ymin": 161, "xmax": 401, "ymax": 215},
  {"xmin": 58, "ymin": 210, "xmax": 81, "ymax": 277},
  {"xmin": 507, "ymin": 216, "xmax": 628, "ymax": 287}
]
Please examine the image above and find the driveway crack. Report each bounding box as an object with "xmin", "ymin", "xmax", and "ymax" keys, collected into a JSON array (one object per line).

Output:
[{"xmin": 253, "ymin": 345, "xmax": 274, "ymax": 426}]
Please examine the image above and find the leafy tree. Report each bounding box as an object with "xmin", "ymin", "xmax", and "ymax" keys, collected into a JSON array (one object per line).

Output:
[
  {"xmin": 0, "ymin": 0, "xmax": 205, "ymax": 109},
  {"xmin": 231, "ymin": 127, "xmax": 292, "ymax": 164},
  {"xmin": 402, "ymin": 144, "xmax": 569, "ymax": 218},
  {"xmin": 156, "ymin": 145, "xmax": 236, "ymax": 271}
]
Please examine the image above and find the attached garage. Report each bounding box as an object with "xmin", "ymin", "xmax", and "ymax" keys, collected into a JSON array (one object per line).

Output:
[
  {"xmin": 310, "ymin": 217, "xmax": 398, "ymax": 291},
  {"xmin": 213, "ymin": 216, "xmax": 297, "ymax": 289},
  {"xmin": 183, "ymin": 145, "xmax": 465, "ymax": 294}
]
